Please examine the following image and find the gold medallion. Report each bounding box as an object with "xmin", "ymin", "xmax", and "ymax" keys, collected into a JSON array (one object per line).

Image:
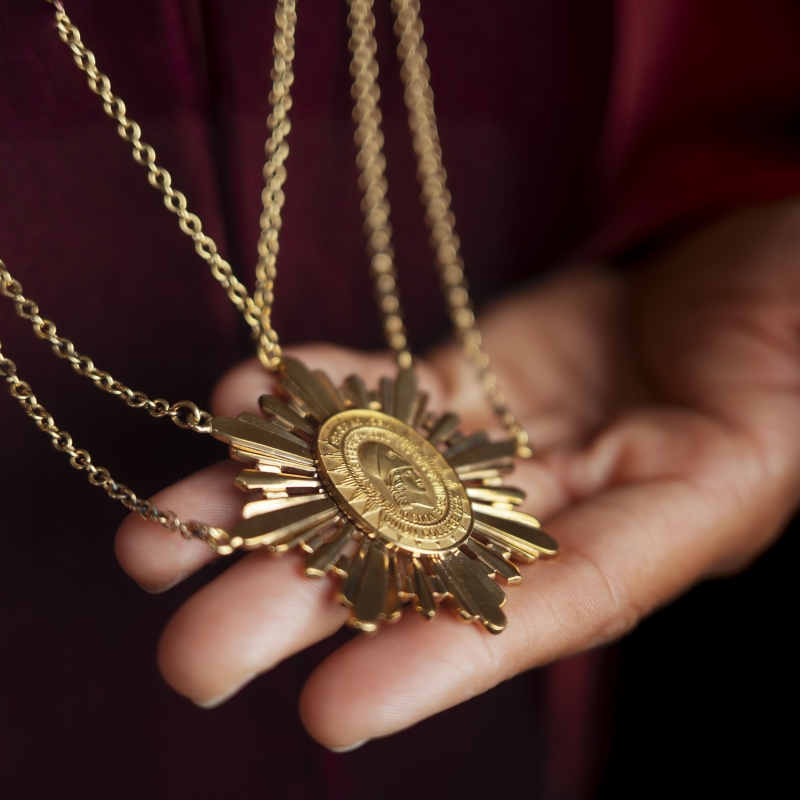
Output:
[
  {"xmin": 211, "ymin": 358, "xmax": 558, "ymax": 634},
  {"xmin": 316, "ymin": 409, "xmax": 473, "ymax": 554}
]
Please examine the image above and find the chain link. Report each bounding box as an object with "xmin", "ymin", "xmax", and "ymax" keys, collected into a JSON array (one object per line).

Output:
[
  {"xmin": 0, "ymin": 0, "xmax": 533, "ymax": 542},
  {"xmin": 348, "ymin": 0, "xmax": 532, "ymax": 456},
  {"xmin": 46, "ymin": 0, "xmax": 269, "ymax": 349},
  {"xmin": 0, "ymin": 338, "xmax": 188, "ymax": 533},
  {"xmin": 0, "ymin": 331, "xmax": 236, "ymax": 549},
  {"xmin": 254, "ymin": 0, "xmax": 296, "ymax": 371},
  {"xmin": 0, "ymin": 261, "xmax": 213, "ymax": 434},
  {"xmin": 347, "ymin": 2, "xmax": 412, "ymax": 370}
]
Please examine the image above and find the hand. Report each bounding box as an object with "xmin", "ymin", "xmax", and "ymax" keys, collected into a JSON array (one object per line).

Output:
[{"xmin": 116, "ymin": 201, "xmax": 800, "ymax": 750}]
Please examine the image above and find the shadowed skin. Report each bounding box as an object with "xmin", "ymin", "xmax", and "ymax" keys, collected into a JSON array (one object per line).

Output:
[{"xmin": 116, "ymin": 202, "xmax": 800, "ymax": 750}]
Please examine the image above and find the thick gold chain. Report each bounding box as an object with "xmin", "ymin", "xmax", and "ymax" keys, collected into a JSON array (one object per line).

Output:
[{"xmin": 348, "ymin": 0, "xmax": 531, "ymax": 456}]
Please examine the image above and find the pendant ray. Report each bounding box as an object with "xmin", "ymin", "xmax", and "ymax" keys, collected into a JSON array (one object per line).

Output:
[
  {"xmin": 428, "ymin": 570, "xmax": 448, "ymax": 598},
  {"xmin": 351, "ymin": 541, "xmax": 389, "ymax": 632},
  {"xmin": 234, "ymin": 470, "xmax": 321, "ymax": 493},
  {"xmin": 343, "ymin": 374, "xmax": 370, "ymax": 409},
  {"xmin": 433, "ymin": 558, "xmax": 478, "ymax": 621},
  {"xmin": 385, "ymin": 556, "xmax": 402, "ymax": 622},
  {"xmin": 249, "ymin": 461, "xmax": 317, "ymax": 481},
  {"xmin": 212, "ymin": 417, "xmax": 314, "ymax": 466},
  {"xmin": 259, "ymin": 395, "xmax": 317, "ymax": 439},
  {"xmin": 465, "ymin": 539, "xmax": 522, "ymax": 584},
  {"xmin": 483, "ymin": 539, "xmax": 513, "ymax": 560},
  {"xmin": 236, "ymin": 412, "xmax": 312, "ymax": 448},
  {"xmin": 396, "ymin": 553, "xmax": 415, "ymax": 599},
  {"xmin": 447, "ymin": 440, "xmax": 516, "ymax": 471},
  {"xmin": 271, "ymin": 517, "xmax": 339, "ymax": 554},
  {"xmin": 427, "ymin": 412, "xmax": 460, "ymax": 445},
  {"xmin": 457, "ymin": 468, "xmax": 511, "ymax": 483},
  {"xmin": 437, "ymin": 554, "xmax": 507, "ymax": 633},
  {"xmin": 305, "ymin": 524, "xmax": 356, "ymax": 577},
  {"xmin": 379, "ymin": 377, "xmax": 394, "ymax": 415},
  {"xmin": 234, "ymin": 497, "xmax": 339, "ymax": 548},
  {"xmin": 281, "ymin": 357, "xmax": 342, "ymax": 421},
  {"xmin": 411, "ymin": 392, "xmax": 429, "ymax": 429},
  {"xmin": 472, "ymin": 502, "xmax": 542, "ymax": 528},
  {"xmin": 465, "ymin": 486, "xmax": 526, "ymax": 506},
  {"xmin": 411, "ymin": 557, "xmax": 436, "ymax": 619},
  {"xmin": 312, "ymin": 370, "xmax": 347, "ymax": 412},
  {"xmin": 392, "ymin": 368, "xmax": 417, "ymax": 425},
  {"xmin": 388, "ymin": 552, "xmax": 405, "ymax": 604},
  {"xmin": 442, "ymin": 431, "xmax": 489, "ymax": 460},
  {"xmin": 332, "ymin": 534, "xmax": 362, "ymax": 576},
  {"xmin": 455, "ymin": 550, "xmax": 507, "ymax": 608},
  {"xmin": 243, "ymin": 492, "xmax": 326, "ymax": 519},
  {"xmin": 474, "ymin": 514, "xmax": 557, "ymax": 558},
  {"xmin": 340, "ymin": 538, "xmax": 370, "ymax": 607}
]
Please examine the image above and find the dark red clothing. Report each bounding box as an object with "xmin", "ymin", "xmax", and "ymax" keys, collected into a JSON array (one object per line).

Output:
[{"xmin": 1, "ymin": 1, "xmax": 798, "ymax": 798}]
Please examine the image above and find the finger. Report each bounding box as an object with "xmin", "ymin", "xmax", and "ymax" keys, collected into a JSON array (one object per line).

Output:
[
  {"xmin": 158, "ymin": 549, "xmax": 348, "ymax": 707},
  {"xmin": 426, "ymin": 267, "xmax": 639, "ymax": 450},
  {"xmin": 211, "ymin": 343, "xmax": 448, "ymax": 419},
  {"xmin": 115, "ymin": 460, "xmax": 242, "ymax": 592},
  {"xmin": 297, "ymin": 407, "xmax": 780, "ymax": 749},
  {"xmin": 298, "ymin": 468, "xmax": 740, "ymax": 750}
]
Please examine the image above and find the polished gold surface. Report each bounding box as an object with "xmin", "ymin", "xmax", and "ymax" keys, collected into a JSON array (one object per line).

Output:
[
  {"xmin": 0, "ymin": 0, "xmax": 538, "ymax": 544},
  {"xmin": 467, "ymin": 539, "xmax": 522, "ymax": 585},
  {"xmin": 316, "ymin": 409, "xmax": 473, "ymax": 554},
  {"xmin": 347, "ymin": 0, "xmax": 532, "ymax": 455},
  {"xmin": 305, "ymin": 525, "xmax": 355, "ymax": 577},
  {"xmin": 351, "ymin": 541, "xmax": 390, "ymax": 632},
  {"xmin": 205, "ymin": 361, "xmax": 556, "ymax": 634},
  {"xmin": 2, "ymin": 0, "xmax": 559, "ymax": 634}
]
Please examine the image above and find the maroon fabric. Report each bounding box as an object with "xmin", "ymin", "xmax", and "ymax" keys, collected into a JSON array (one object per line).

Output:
[
  {"xmin": 1, "ymin": 1, "xmax": 798, "ymax": 798},
  {"xmin": 591, "ymin": 0, "xmax": 800, "ymax": 256},
  {"xmin": 0, "ymin": 3, "xmax": 612, "ymax": 797}
]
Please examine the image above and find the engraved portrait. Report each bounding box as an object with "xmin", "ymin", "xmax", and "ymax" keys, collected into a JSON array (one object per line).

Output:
[{"xmin": 358, "ymin": 440, "xmax": 436, "ymax": 512}]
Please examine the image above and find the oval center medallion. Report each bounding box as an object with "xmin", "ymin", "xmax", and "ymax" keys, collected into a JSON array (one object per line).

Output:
[{"xmin": 316, "ymin": 409, "xmax": 473, "ymax": 553}]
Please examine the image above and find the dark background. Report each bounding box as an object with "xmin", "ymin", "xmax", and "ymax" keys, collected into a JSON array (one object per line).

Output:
[
  {"xmin": 599, "ymin": 517, "xmax": 796, "ymax": 798},
  {"xmin": 2, "ymin": 1, "xmax": 798, "ymax": 797}
]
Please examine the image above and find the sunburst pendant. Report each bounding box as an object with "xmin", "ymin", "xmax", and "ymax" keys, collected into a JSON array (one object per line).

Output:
[{"xmin": 210, "ymin": 358, "xmax": 557, "ymax": 634}]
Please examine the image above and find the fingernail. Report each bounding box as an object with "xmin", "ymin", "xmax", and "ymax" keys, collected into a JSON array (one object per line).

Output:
[
  {"xmin": 192, "ymin": 675, "xmax": 254, "ymax": 710},
  {"xmin": 137, "ymin": 572, "xmax": 190, "ymax": 595},
  {"xmin": 328, "ymin": 740, "xmax": 367, "ymax": 754}
]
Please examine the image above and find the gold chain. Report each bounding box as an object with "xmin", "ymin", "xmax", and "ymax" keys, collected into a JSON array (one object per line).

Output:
[
  {"xmin": 0, "ymin": 263, "xmax": 213, "ymax": 433},
  {"xmin": 254, "ymin": 0, "xmax": 296, "ymax": 371},
  {"xmin": 348, "ymin": 4, "xmax": 412, "ymax": 370},
  {"xmin": 0, "ymin": 0, "xmax": 531, "ymax": 540},
  {"xmin": 0, "ymin": 336, "xmax": 182, "ymax": 534},
  {"xmin": 0, "ymin": 0, "xmax": 297, "ymax": 540},
  {"xmin": 0, "ymin": 261, "xmax": 221, "ymax": 542},
  {"xmin": 347, "ymin": 0, "xmax": 531, "ymax": 456},
  {"xmin": 46, "ymin": 0, "xmax": 265, "ymax": 338}
]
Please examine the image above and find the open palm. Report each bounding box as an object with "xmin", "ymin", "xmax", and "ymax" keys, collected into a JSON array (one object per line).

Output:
[{"xmin": 116, "ymin": 203, "xmax": 800, "ymax": 749}]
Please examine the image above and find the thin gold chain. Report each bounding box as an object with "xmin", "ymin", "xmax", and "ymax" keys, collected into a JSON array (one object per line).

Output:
[
  {"xmin": 254, "ymin": 0, "xmax": 296, "ymax": 371},
  {"xmin": 0, "ymin": 334, "xmax": 183, "ymax": 534},
  {"xmin": 347, "ymin": 0, "xmax": 531, "ymax": 456},
  {"xmin": 0, "ymin": 262, "xmax": 212, "ymax": 433},
  {"xmin": 348, "ymin": 4, "xmax": 412, "ymax": 370},
  {"xmin": 0, "ymin": 0, "xmax": 531, "ymax": 540},
  {"xmin": 0, "ymin": 0, "xmax": 296, "ymax": 540},
  {"xmin": 43, "ymin": 0, "xmax": 271, "ymax": 344}
]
